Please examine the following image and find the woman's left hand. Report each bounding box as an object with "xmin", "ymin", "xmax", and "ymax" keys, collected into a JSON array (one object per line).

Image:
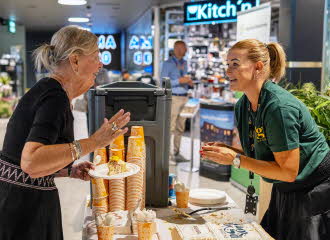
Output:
[
  {"xmin": 200, "ymin": 146, "xmax": 236, "ymax": 165},
  {"xmin": 70, "ymin": 161, "xmax": 95, "ymax": 181}
]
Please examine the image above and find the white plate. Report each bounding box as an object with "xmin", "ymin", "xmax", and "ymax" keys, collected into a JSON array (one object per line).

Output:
[
  {"xmin": 189, "ymin": 188, "xmax": 226, "ymax": 205},
  {"xmin": 88, "ymin": 163, "xmax": 140, "ymax": 180}
]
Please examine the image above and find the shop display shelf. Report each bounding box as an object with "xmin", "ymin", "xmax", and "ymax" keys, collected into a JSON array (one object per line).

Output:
[
  {"xmin": 167, "ymin": 19, "xmax": 183, "ymax": 25},
  {"xmin": 168, "ymin": 32, "xmax": 185, "ymax": 38}
]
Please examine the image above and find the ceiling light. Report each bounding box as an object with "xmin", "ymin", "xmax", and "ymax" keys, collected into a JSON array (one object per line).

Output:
[
  {"xmin": 68, "ymin": 17, "xmax": 89, "ymax": 23},
  {"xmin": 58, "ymin": 0, "xmax": 87, "ymax": 6}
]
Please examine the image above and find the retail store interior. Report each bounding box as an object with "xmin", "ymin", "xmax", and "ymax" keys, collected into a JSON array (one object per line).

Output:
[{"xmin": 0, "ymin": 0, "xmax": 329, "ymax": 239}]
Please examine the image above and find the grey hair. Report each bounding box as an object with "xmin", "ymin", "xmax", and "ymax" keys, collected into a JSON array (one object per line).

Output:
[{"xmin": 33, "ymin": 25, "xmax": 98, "ymax": 72}]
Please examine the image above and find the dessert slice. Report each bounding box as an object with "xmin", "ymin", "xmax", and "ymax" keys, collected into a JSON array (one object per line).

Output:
[{"xmin": 108, "ymin": 156, "xmax": 127, "ymax": 175}]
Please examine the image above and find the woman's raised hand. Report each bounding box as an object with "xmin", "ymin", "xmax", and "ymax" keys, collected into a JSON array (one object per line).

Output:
[{"xmin": 90, "ymin": 109, "xmax": 130, "ymax": 148}]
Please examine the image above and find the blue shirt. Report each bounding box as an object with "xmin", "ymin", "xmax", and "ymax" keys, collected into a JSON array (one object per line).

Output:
[{"xmin": 160, "ymin": 57, "xmax": 188, "ymax": 95}]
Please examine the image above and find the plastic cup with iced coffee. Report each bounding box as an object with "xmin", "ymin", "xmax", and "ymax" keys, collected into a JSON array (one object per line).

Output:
[{"xmin": 175, "ymin": 181, "xmax": 190, "ymax": 208}]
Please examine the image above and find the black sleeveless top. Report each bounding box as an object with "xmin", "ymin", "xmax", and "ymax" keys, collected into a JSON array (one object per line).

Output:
[{"xmin": 1, "ymin": 77, "xmax": 74, "ymax": 165}]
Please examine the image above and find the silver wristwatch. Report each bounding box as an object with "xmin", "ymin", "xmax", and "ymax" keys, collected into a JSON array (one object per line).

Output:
[{"xmin": 232, "ymin": 153, "xmax": 241, "ymax": 168}]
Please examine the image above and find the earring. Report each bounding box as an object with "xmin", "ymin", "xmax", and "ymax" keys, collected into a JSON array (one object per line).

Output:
[{"xmin": 253, "ymin": 71, "xmax": 258, "ymax": 81}]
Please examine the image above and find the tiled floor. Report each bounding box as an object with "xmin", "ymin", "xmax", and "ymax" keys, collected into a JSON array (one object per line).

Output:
[{"xmin": 0, "ymin": 111, "xmax": 245, "ymax": 240}]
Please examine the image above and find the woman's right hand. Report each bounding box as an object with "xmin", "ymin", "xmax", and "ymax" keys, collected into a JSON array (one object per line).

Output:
[{"xmin": 90, "ymin": 109, "xmax": 130, "ymax": 148}]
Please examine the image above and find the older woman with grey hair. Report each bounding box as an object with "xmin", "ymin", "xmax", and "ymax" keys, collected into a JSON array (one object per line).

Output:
[{"xmin": 0, "ymin": 25, "xmax": 130, "ymax": 240}]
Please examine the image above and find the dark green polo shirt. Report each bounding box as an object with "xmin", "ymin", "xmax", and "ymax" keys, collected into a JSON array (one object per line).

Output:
[{"xmin": 235, "ymin": 81, "xmax": 330, "ymax": 183}]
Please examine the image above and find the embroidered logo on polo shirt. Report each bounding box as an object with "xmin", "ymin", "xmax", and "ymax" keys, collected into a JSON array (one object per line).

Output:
[{"xmin": 255, "ymin": 127, "xmax": 267, "ymax": 142}]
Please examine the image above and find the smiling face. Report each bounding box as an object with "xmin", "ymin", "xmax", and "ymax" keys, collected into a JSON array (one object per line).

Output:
[{"xmin": 226, "ymin": 49, "xmax": 258, "ymax": 92}]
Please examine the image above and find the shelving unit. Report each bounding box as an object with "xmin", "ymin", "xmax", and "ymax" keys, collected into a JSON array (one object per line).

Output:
[
  {"xmin": 164, "ymin": 10, "xmax": 184, "ymax": 60},
  {"xmin": 185, "ymin": 23, "xmax": 237, "ymax": 82}
]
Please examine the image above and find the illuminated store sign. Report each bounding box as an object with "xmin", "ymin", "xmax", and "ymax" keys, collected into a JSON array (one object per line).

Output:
[
  {"xmin": 98, "ymin": 35, "xmax": 117, "ymax": 65},
  {"xmin": 133, "ymin": 51, "xmax": 153, "ymax": 65},
  {"xmin": 184, "ymin": 0, "xmax": 260, "ymax": 25},
  {"xmin": 96, "ymin": 34, "xmax": 121, "ymax": 70},
  {"xmin": 98, "ymin": 35, "xmax": 117, "ymax": 50},
  {"xmin": 8, "ymin": 20, "xmax": 16, "ymax": 34},
  {"xmin": 128, "ymin": 35, "xmax": 153, "ymax": 50},
  {"xmin": 128, "ymin": 35, "xmax": 153, "ymax": 66}
]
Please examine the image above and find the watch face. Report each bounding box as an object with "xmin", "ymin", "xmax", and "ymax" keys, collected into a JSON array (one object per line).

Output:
[{"xmin": 233, "ymin": 158, "xmax": 240, "ymax": 167}]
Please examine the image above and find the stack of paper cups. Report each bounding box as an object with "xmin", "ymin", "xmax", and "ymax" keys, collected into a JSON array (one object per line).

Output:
[
  {"xmin": 92, "ymin": 194, "xmax": 109, "ymax": 215},
  {"xmin": 130, "ymin": 126, "xmax": 146, "ymax": 209},
  {"xmin": 92, "ymin": 148, "xmax": 109, "ymax": 215},
  {"xmin": 131, "ymin": 126, "xmax": 146, "ymax": 158},
  {"xmin": 111, "ymin": 135, "xmax": 125, "ymax": 158},
  {"xmin": 126, "ymin": 136, "xmax": 144, "ymax": 210},
  {"xmin": 91, "ymin": 178, "xmax": 109, "ymax": 198},
  {"xmin": 108, "ymin": 149, "xmax": 126, "ymax": 211},
  {"xmin": 94, "ymin": 148, "xmax": 107, "ymax": 165},
  {"xmin": 91, "ymin": 174, "xmax": 108, "ymax": 215},
  {"xmin": 110, "ymin": 148, "xmax": 124, "ymax": 160},
  {"xmin": 94, "ymin": 148, "xmax": 109, "ymax": 197}
]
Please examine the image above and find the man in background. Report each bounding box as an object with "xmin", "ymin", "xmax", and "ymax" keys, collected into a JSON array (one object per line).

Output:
[{"xmin": 161, "ymin": 40, "xmax": 193, "ymax": 164}]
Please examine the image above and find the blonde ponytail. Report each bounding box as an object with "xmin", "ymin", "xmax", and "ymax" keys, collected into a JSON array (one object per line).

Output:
[
  {"xmin": 33, "ymin": 44, "xmax": 56, "ymax": 72},
  {"xmin": 267, "ymin": 42, "xmax": 286, "ymax": 82}
]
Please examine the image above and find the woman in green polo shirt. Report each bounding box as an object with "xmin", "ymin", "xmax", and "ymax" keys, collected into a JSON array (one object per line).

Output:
[{"xmin": 200, "ymin": 39, "xmax": 330, "ymax": 240}]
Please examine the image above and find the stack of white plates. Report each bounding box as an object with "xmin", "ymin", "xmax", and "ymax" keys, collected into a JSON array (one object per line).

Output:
[{"xmin": 189, "ymin": 188, "xmax": 227, "ymax": 205}]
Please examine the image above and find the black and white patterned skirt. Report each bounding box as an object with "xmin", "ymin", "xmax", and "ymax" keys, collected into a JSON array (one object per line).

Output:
[{"xmin": 0, "ymin": 156, "xmax": 63, "ymax": 240}]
